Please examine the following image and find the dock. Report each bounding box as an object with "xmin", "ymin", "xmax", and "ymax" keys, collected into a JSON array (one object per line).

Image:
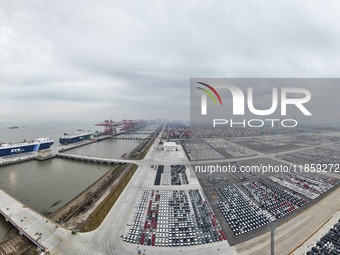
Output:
[
  {"xmin": 0, "ymin": 188, "xmax": 69, "ymax": 253},
  {"xmin": 0, "ymin": 154, "xmax": 35, "ymax": 167},
  {"xmin": 111, "ymin": 137, "xmax": 147, "ymax": 140},
  {"xmin": 34, "ymin": 154, "xmax": 57, "ymax": 161},
  {"xmin": 56, "ymin": 153, "xmax": 137, "ymax": 165}
]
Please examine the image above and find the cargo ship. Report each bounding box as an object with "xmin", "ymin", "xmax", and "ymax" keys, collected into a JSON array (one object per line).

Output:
[
  {"xmin": 0, "ymin": 137, "xmax": 54, "ymax": 157},
  {"xmin": 59, "ymin": 131, "xmax": 93, "ymax": 145}
]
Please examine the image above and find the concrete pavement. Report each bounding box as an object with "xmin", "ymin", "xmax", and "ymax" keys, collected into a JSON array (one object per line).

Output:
[
  {"xmin": 0, "ymin": 188, "xmax": 70, "ymax": 253},
  {"xmin": 1, "ymin": 130, "xmax": 338, "ymax": 255},
  {"xmin": 52, "ymin": 136, "xmax": 237, "ymax": 255}
]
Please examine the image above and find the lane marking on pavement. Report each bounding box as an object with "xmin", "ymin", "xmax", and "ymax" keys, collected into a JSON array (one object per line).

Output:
[{"xmin": 0, "ymin": 192, "xmax": 70, "ymax": 248}]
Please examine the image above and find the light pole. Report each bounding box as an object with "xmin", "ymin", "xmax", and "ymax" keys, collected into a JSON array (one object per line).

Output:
[{"xmin": 269, "ymin": 225, "xmax": 276, "ymax": 255}]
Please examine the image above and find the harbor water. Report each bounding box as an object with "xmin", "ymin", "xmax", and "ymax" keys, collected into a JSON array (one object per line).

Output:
[{"xmin": 0, "ymin": 121, "xmax": 156, "ymax": 241}]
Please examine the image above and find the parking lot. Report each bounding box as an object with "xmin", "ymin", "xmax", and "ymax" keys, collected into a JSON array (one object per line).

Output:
[
  {"xmin": 306, "ymin": 218, "xmax": 340, "ymax": 254},
  {"xmin": 190, "ymin": 125, "xmax": 268, "ymax": 138},
  {"xmin": 227, "ymin": 134, "xmax": 317, "ymax": 154},
  {"xmin": 154, "ymin": 165, "xmax": 189, "ymax": 185},
  {"xmin": 123, "ymin": 189, "xmax": 227, "ymax": 247},
  {"xmin": 269, "ymin": 171, "xmax": 340, "ymax": 199},
  {"xmin": 182, "ymin": 139, "xmax": 257, "ymax": 161},
  {"xmin": 120, "ymin": 130, "xmax": 340, "ymax": 252},
  {"xmin": 191, "ymin": 157, "xmax": 340, "ymax": 246},
  {"xmin": 243, "ymin": 179, "xmax": 308, "ymax": 218},
  {"xmin": 182, "ymin": 140, "xmax": 225, "ymax": 161},
  {"xmin": 279, "ymin": 142, "xmax": 340, "ymax": 168},
  {"xmin": 202, "ymin": 139, "xmax": 257, "ymax": 158},
  {"xmin": 217, "ymin": 184, "xmax": 275, "ymax": 236}
]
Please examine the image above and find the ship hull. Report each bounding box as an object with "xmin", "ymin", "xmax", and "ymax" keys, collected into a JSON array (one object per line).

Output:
[
  {"xmin": 59, "ymin": 134, "xmax": 92, "ymax": 145},
  {"xmin": 0, "ymin": 141, "xmax": 54, "ymax": 157}
]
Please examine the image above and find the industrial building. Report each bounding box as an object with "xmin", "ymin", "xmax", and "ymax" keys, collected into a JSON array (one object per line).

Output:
[{"xmin": 163, "ymin": 142, "xmax": 177, "ymax": 151}]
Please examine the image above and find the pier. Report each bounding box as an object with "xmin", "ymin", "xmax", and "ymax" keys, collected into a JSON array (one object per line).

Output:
[
  {"xmin": 94, "ymin": 135, "xmax": 112, "ymax": 141},
  {"xmin": 0, "ymin": 153, "xmax": 35, "ymax": 167},
  {"xmin": 56, "ymin": 153, "xmax": 137, "ymax": 165},
  {"xmin": 124, "ymin": 132, "xmax": 155, "ymax": 135},
  {"xmin": 0, "ymin": 134, "xmax": 151, "ymax": 166},
  {"xmin": 111, "ymin": 137, "xmax": 147, "ymax": 140},
  {"xmin": 0, "ymin": 188, "xmax": 69, "ymax": 253}
]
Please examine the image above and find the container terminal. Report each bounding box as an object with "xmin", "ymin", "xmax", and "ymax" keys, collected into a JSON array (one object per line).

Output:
[{"xmin": 0, "ymin": 122, "xmax": 338, "ymax": 255}]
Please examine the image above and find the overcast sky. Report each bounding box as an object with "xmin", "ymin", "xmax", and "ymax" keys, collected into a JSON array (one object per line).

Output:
[{"xmin": 1, "ymin": 0, "xmax": 340, "ymax": 122}]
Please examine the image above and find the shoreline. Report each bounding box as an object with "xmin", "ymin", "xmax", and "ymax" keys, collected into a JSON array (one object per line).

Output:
[{"xmin": 0, "ymin": 127, "xmax": 161, "ymax": 254}]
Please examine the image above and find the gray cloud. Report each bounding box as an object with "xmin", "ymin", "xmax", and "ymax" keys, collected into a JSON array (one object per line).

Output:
[{"xmin": 1, "ymin": 0, "xmax": 340, "ymax": 122}]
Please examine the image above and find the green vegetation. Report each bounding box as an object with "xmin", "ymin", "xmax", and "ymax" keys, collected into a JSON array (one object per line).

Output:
[
  {"xmin": 81, "ymin": 164, "xmax": 138, "ymax": 232},
  {"xmin": 80, "ymin": 128, "xmax": 159, "ymax": 232},
  {"xmin": 139, "ymin": 138, "xmax": 156, "ymax": 159}
]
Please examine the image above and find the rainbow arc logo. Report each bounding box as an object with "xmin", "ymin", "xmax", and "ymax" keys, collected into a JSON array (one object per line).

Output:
[
  {"xmin": 196, "ymin": 82, "xmax": 222, "ymax": 115},
  {"xmin": 196, "ymin": 82, "xmax": 222, "ymax": 106}
]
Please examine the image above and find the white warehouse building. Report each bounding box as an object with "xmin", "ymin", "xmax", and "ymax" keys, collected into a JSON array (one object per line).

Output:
[{"xmin": 163, "ymin": 142, "xmax": 177, "ymax": 151}]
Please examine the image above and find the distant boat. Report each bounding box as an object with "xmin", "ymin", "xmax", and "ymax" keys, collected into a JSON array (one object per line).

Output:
[
  {"xmin": 22, "ymin": 126, "xmax": 26, "ymax": 128},
  {"xmin": 9, "ymin": 126, "xmax": 18, "ymax": 129}
]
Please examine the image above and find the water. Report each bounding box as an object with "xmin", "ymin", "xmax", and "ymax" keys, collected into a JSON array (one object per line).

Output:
[
  {"xmin": 0, "ymin": 121, "xmax": 157, "ymax": 241},
  {"xmin": 0, "ymin": 159, "xmax": 112, "ymax": 212},
  {"xmin": 0, "ymin": 121, "xmax": 96, "ymax": 145},
  {"xmin": 65, "ymin": 139, "xmax": 141, "ymax": 158},
  {"xmin": 64, "ymin": 131, "xmax": 155, "ymax": 158}
]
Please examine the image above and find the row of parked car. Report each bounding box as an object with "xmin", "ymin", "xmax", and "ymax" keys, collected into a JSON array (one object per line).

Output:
[
  {"xmin": 257, "ymin": 178, "xmax": 308, "ymax": 207},
  {"xmin": 307, "ymin": 219, "xmax": 340, "ymax": 255},
  {"xmin": 124, "ymin": 190, "xmax": 150, "ymax": 244},
  {"xmin": 154, "ymin": 165, "xmax": 164, "ymax": 185},
  {"xmin": 171, "ymin": 165, "xmax": 189, "ymax": 185},
  {"xmin": 216, "ymin": 184, "xmax": 275, "ymax": 236},
  {"xmin": 243, "ymin": 179, "xmax": 305, "ymax": 219},
  {"xmin": 206, "ymin": 175, "xmax": 228, "ymax": 184},
  {"xmin": 123, "ymin": 189, "xmax": 226, "ymax": 247},
  {"xmin": 269, "ymin": 171, "xmax": 339, "ymax": 200}
]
